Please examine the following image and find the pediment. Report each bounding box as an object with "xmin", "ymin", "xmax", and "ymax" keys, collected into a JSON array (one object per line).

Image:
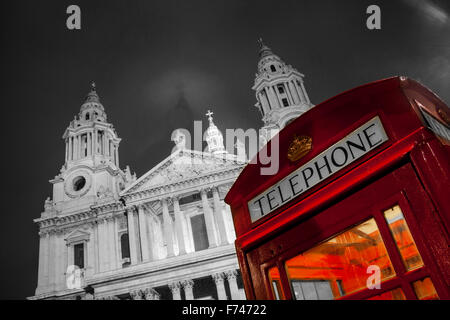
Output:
[
  {"xmin": 122, "ymin": 149, "xmax": 245, "ymax": 194},
  {"xmin": 65, "ymin": 228, "xmax": 91, "ymax": 244}
]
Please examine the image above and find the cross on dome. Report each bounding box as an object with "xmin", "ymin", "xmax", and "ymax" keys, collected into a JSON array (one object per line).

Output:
[
  {"xmin": 91, "ymin": 81, "xmax": 96, "ymax": 92},
  {"xmin": 206, "ymin": 110, "xmax": 214, "ymax": 123}
]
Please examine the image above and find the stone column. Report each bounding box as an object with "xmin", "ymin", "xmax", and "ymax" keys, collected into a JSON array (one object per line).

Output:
[
  {"xmin": 162, "ymin": 198, "xmax": 175, "ymax": 257},
  {"xmin": 37, "ymin": 231, "xmax": 49, "ymax": 291},
  {"xmin": 86, "ymin": 232, "xmax": 95, "ymax": 276},
  {"xmin": 173, "ymin": 196, "xmax": 187, "ymax": 255},
  {"xmin": 225, "ymin": 270, "xmax": 241, "ymax": 300},
  {"xmin": 288, "ymin": 81, "xmax": 300, "ymax": 104},
  {"xmin": 126, "ymin": 208, "xmax": 139, "ymax": 264},
  {"xmin": 107, "ymin": 217, "xmax": 116, "ymax": 270},
  {"xmin": 212, "ymin": 273, "xmax": 227, "ymax": 300},
  {"xmin": 182, "ymin": 280, "xmax": 195, "ymax": 300},
  {"xmin": 47, "ymin": 231, "xmax": 57, "ymax": 291},
  {"xmin": 200, "ymin": 189, "xmax": 218, "ymax": 248},
  {"xmin": 137, "ymin": 205, "xmax": 150, "ymax": 261},
  {"xmin": 112, "ymin": 217, "xmax": 120, "ymax": 269},
  {"xmin": 94, "ymin": 222, "xmax": 100, "ymax": 273},
  {"xmin": 212, "ymin": 187, "xmax": 228, "ymax": 245},
  {"xmin": 169, "ymin": 282, "xmax": 182, "ymax": 300},
  {"xmin": 144, "ymin": 288, "xmax": 160, "ymax": 300},
  {"xmin": 68, "ymin": 137, "xmax": 72, "ymax": 161},
  {"xmin": 98, "ymin": 219, "xmax": 109, "ymax": 271},
  {"xmin": 87, "ymin": 132, "xmax": 92, "ymax": 156}
]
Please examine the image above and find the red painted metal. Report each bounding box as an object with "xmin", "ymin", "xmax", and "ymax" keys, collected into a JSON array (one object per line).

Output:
[{"xmin": 225, "ymin": 77, "xmax": 450, "ymax": 300}]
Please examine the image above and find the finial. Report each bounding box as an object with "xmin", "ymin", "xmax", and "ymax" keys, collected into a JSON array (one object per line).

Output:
[
  {"xmin": 91, "ymin": 81, "xmax": 96, "ymax": 92},
  {"xmin": 206, "ymin": 109, "xmax": 214, "ymax": 123},
  {"xmin": 257, "ymin": 37, "xmax": 264, "ymax": 48}
]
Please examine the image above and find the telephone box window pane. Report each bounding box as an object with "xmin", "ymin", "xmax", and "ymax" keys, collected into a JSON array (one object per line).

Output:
[
  {"xmin": 268, "ymin": 267, "xmax": 284, "ymax": 300},
  {"xmin": 412, "ymin": 277, "xmax": 439, "ymax": 300},
  {"xmin": 383, "ymin": 205, "xmax": 424, "ymax": 271},
  {"xmin": 285, "ymin": 218, "xmax": 395, "ymax": 299},
  {"xmin": 74, "ymin": 243, "xmax": 84, "ymax": 269},
  {"xmin": 367, "ymin": 288, "xmax": 406, "ymax": 300}
]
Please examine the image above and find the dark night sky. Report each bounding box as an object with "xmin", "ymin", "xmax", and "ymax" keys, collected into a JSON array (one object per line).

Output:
[{"xmin": 0, "ymin": 0, "xmax": 449, "ymax": 299}]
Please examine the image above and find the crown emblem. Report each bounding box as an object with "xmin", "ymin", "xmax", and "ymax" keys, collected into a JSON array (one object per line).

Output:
[{"xmin": 287, "ymin": 135, "xmax": 312, "ymax": 162}]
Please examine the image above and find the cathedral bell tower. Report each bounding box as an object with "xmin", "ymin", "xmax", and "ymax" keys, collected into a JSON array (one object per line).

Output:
[
  {"xmin": 253, "ymin": 39, "xmax": 314, "ymax": 146},
  {"xmin": 45, "ymin": 83, "xmax": 132, "ymax": 214}
]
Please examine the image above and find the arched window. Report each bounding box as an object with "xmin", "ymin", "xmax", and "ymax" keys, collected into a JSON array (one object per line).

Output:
[
  {"xmin": 270, "ymin": 65, "xmax": 276, "ymax": 72},
  {"xmin": 85, "ymin": 113, "xmax": 90, "ymax": 120},
  {"xmin": 121, "ymin": 233, "xmax": 130, "ymax": 259}
]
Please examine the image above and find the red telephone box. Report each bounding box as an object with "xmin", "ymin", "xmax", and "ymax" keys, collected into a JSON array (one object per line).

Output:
[{"xmin": 225, "ymin": 77, "xmax": 450, "ymax": 300}]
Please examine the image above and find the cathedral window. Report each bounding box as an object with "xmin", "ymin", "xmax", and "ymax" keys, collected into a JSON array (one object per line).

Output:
[
  {"xmin": 74, "ymin": 243, "xmax": 85, "ymax": 269},
  {"xmin": 85, "ymin": 113, "xmax": 90, "ymax": 120},
  {"xmin": 270, "ymin": 65, "xmax": 276, "ymax": 72},
  {"xmin": 191, "ymin": 215, "xmax": 209, "ymax": 251},
  {"xmin": 282, "ymin": 98, "xmax": 289, "ymax": 107},
  {"xmin": 120, "ymin": 233, "xmax": 131, "ymax": 259},
  {"xmin": 277, "ymin": 85, "xmax": 285, "ymax": 94}
]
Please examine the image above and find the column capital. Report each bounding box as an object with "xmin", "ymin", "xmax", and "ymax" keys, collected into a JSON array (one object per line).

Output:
[
  {"xmin": 130, "ymin": 289, "xmax": 143, "ymax": 300},
  {"xmin": 212, "ymin": 272, "xmax": 225, "ymax": 284},
  {"xmin": 168, "ymin": 281, "xmax": 182, "ymax": 292},
  {"xmin": 181, "ymin": 279, "xmax": 194, "ymax": 290},
  {"xmin": 225, "ymin": 269, "xmax": 238, "ymax": 280},
  {"xmin": 143, "ymin": 287, "xmax": 160, "ymax": 300}
]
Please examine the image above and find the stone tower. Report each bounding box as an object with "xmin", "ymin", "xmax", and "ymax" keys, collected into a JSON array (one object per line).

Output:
[{"xmin": 253, "ymin": 39, "xmax": 314, "ymax": 146}]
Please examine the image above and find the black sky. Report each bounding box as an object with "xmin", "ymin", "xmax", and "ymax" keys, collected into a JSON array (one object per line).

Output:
[{"xmin": 1, "ymin": 0, "xmax": 449, "ymax": 299}]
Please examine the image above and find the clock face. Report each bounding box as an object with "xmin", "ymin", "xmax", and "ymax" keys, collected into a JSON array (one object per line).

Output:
[{"xmin": 64, "ymin": 170, "xmax": 92, "ymax": 198}]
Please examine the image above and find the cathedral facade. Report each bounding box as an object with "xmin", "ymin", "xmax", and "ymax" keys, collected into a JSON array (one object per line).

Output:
[{"xmin": 31, "ymin": 41, "xmax": 313, "ymax": 300}]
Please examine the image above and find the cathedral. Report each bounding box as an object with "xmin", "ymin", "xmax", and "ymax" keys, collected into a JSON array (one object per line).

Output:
[{"xmin": 31, "ymin": 41, "xmax": 314, "ymax": 300}]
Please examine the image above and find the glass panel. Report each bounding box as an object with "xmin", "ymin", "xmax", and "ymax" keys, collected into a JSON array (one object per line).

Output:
[
  {"xmin": 384, "ymin": 205, "xmax": 424, "ymax": 271},
  {"xmin": 268, "ymin": 267, "xmax": 284, "ymax": 300},
  {"xmin": 285, "ymin": 218, "xmax": 395, "ymax": 299},
  {"xmin": 367, "ymin": 288, "xmax": 406, "ymax": 300},
  {"xmin": 412, "ymin": 277, "xmax": 439, "ymax": 300}
]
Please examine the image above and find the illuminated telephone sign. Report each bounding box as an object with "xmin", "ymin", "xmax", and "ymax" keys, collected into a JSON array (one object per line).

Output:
[{"xmin": 225, "ymin": 77, "xmax": 450, "ymax": 300}]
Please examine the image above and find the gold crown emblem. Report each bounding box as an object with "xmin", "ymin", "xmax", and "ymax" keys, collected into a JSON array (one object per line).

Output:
[{"xmin": 287, "ymin": 135, "xmax": 312, "ymax": 162}]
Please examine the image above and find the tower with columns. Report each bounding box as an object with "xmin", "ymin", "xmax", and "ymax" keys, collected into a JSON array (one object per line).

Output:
[{"xmin": 253, "ymin": 39, "xmax": 314, "ymax": 146}]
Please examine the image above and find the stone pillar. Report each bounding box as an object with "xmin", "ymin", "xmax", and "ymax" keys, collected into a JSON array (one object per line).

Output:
[
  {"xmin": 37, "ymin": 231, "xmax": 49, "ymax": 292},
  {"xmin": 182, "ymin": 280, "xmax": 195, "ymax": 300},
  {"xmin": 212, "ymin": 273, "xmax": 227, "ymax": 300},
  {"xmin": 47, "ymin": 231, "xmax": 57, "ymax": 291},
  {"xmin": 173, "ymin": 196, "xmax": 187, "ymax": 255},
  {"xmin": 115, "ymin": 146, "xmax": 119, "ymax": 167},
  {"xmin": 112, "ymin": 217, "xmax": 120, "ymax": 269},
  {"xmin": 98, "ymin": 219, "xmax": 109, "ymax": 271},
  {"xmin": 137, "ymin": 205, "xmax": 150, "ymax": 261},
  {"xmin": 212, "ymin": 187, "xmax": 228, "ymax": 245},
  {"xmin": 126, "ymin": 208, "xmax": 139, "ymax": 264},
  {"xmin": 288, "ymin": 81, "xmax": 300, "ymax": 104},
  {"xmin": 162, "ymin": 198, "xmax": 175, "ymax": 257},
  {"xmin": 144, "ymin": 288, "xmax": 160, "ymax": 300},
  {"xmin": 107, "ymin": 217, "xmax": 116, "ymax": 270},
  {"xmin": 93, "ymin": 222, "xmax": 100, "ymax": 273},
  {"xmin": 200, "ymin": 189, "xmax": 218, "ymax": 248},
  {"xmin": 87, "ymin": 132, "xmax": 92, "ymax": 156},
  {"xmin": 86, "ymin": 231, "xmax": 95, "ymax": 276},
  {"xmin": 225, "ymin": 270, "xmax": 241, "ymax": 300},
  {"xmin": 169, "ymin": 282, "xmax": 182, "ymax": 300},
  {"xmin": 68, "ymin": 137, "xmax": 72, "ymax": 161},
  {"xmin": 268, "ymin": 86, "xmax": 280, "ymax": 109}
]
